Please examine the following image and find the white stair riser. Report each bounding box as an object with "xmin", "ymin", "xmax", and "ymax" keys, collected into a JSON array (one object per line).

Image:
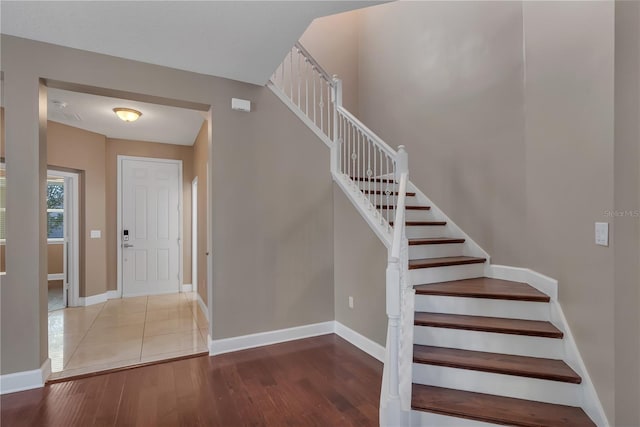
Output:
[
  {"xmin": 405, "ymin": 226, "xmax": 450, "ymax": 239},
  {"xmin": 412, "ymin": 364, "xmax": 582, "ymax": 407},
  {"xmin": 405, "ymin": 210, "xmax": 434, "ymax": 221},
  {"xmin": 409, "ymin": 243, "xmax": 465, "ymax": 259},
  {"xmin": 410, "ymin": 263, "xmax": 485, "ymax": 284},
  {"xmin": 410, "ymin": 410, "xmax": 498, "ymax": 427},
  {"xmin": 413, "ymin": 326, "xmax": 564, "ymax": 359},
  {"xmin": 415, "ymin": 295, "xmax": 551, "ymax": 321}
]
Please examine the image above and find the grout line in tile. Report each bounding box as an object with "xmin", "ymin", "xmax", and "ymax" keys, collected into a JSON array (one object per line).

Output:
[{"xmin": 58, "ymin": 301, "xmax": 107, "ymax": 370}]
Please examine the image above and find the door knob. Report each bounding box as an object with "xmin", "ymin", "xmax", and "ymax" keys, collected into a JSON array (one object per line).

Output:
[{"xmin": 123, "ymin": 243, "xmax": 134, "ymax": 248}]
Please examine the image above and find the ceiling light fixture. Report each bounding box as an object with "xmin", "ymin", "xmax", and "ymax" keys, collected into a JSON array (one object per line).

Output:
[{"xmin": 113, "ymin": 107, "xmax": 142, "ymax": 122}]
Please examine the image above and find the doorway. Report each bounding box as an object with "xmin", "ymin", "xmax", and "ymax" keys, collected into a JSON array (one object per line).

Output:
[
  {"xmin": 191, "ymin": 177, "xmax": 198, "ymax": 293},
  {"xmin": 47, "ymin": 170, "xmax": 80, "ymax": 311},
  {"xmin": 117, "ymin": 156, "xmax": 183, "ymax": 298}
]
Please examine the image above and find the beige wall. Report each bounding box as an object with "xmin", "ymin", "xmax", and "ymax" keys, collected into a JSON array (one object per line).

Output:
[
  {"xmin": 614, "ymin": 1, "xmax": 640, "ymax": 425},
  {"xmin": 357, "ymin": 1, "xmax": 528, "ymax": 268},
  {"xmin": 333, "ymin": 185, "xmax": 387, "ymax": 346},
  {"xmin": 105, "ymin": 138, "xmax": 194, "ymax": 290},
  {"xmin": 47, "ymin": 244, "xmax": 63, "ymax": 275},
  {"xmin": 192, "ymin": 122, "xmax": 208, "ymax": 302},
  {"xmin": 522, "ymin": 2, "xmax": 615, "ymax": 419},
  {"xmin": 211, "ymin": 85, "xmax": 334, "ymax": 339},
  {"xmin": 1, "ymin": 35, "xmax": 335, "ymax": 374},
  {"xmin": 48, "ymin": 121, "xmax": 107, "ymax": 297},
  {"xmin": 310, "ymin": 1, "xmax": 623, "ymax": 421},
  {"xmin": 300, "ymin": 9, "xmax": 361, "ymax": 115}
]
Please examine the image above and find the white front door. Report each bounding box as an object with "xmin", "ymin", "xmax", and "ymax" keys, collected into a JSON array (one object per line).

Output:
[{"xmin": 121, "ymin": 159, "xmax": 181, "ymax": 297}]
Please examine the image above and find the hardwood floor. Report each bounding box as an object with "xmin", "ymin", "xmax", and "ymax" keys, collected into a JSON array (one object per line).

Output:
[{"xmin": 1, "ymin": 334, "xmax": 382, "ymax": 426}]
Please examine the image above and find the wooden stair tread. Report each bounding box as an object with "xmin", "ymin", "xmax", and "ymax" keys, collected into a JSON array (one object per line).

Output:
[
  {"xmin": 414, "ymin": 312, "xmax": 563, "ymax": 338},
  {"xmin": 413, "ymin": 345, "xmax": 580, "ymax": 383},
  {"xmin": 409, "ymin": 256, "xmax": 486, "ymax": 269},
  {"xmin": 412, "ymin": 384, "xmax": 595, "ymax": 427},
  {"xmin": 409, "ymin": 237, "xmax": 465, "ymax": 245},
  {"xmin": 376, "ymin": 205, "xmax": 430, "ymax": 210},
  {"xmin": 414, "ymin": 277, "xmax": 550, "ymax": 302},
  {"xmin": 362, "ymin": 190, "xmax": 416, "ymax": 196},
  {"xmin": 390, "ymin": 220, "xmax": 447, "ymax": 226}
]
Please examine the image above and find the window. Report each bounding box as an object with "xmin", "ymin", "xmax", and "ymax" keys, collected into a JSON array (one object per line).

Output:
[{"xmin": 47, "ymin": 178, "xmax": 64, "ymax": 240}]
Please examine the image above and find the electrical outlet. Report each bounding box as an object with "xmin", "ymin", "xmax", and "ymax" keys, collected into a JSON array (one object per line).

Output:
[
  {"xmin": 348, "ymin": 296, "xmax": 354, "ymax": 309},
  {"xmin": 595, "ymin": 222, "xmax": 609, "ymax": 246}
]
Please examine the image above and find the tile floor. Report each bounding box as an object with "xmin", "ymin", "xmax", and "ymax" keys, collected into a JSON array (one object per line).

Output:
[{"xmin": 48, "ymin": 292, "xmax": 209, "ymax": 380}]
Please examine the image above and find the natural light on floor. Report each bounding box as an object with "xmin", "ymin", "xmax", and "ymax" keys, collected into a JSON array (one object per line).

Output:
[{"xmin": 48, "ymin": 292, "xmax": 208, "ymax": 380}]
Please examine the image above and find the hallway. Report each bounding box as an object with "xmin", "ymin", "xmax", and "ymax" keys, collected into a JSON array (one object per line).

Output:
[{"xmin": 48, "ymin": 292, "xmax": 209, "ymax": 380}]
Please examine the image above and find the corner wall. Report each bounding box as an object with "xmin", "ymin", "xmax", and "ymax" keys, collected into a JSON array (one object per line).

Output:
[{"xmin": 1, "ymin": 35, "xmax": 335, "ymax": 377}]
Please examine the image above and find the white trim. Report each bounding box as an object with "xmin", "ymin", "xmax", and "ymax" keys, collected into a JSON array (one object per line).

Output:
[
  {"xmin": 181, "ymin": 284, "xmax": 193, "ymax": 292},
  {"xmin": 408, "ymin": 181, "xmax": 490, "ymax": 262},
  {"xmin": 196, "ymin": 291, "xmax": 208, "ymax": 321},
  {"xmin": 0, "ymin": 358, "xmax": 50, "ymax": 395},
  {"xmin": 208, "ymin": 321, "xmax": 385, "ymax": 363},
  {"xmin": 485, "ymin": 265, "xmax": 607, "ymax": 426},
  {"xmin": 334, "ymin": 321, "xmax": 385, "ymax": 362},
  {"xmin": 191, "ymin": 176, "xmax": 198, "ymax": 299},
  {"xmin": 47, "ymin": 273, "xmax": 64, "ymax": 281},
  {"xmin": 78, "ymin": 292, "xmax": 108, "ymax": 306},
  {"xmin": 485, "ymin": 264, "xmax": 558, "ymax": 301},
  {"xmin": 550, "ymin": 301, "xmax": 610, "ymax": 427},
  {"xmin": 209, "ymin": 321, "xmax": 335, "ymax": 356},
  {"xmin": 47, "ymin": 239, "xmax": 65, "ymax": 244},
  {"xmin": 117, "ymin": 156, "xmax": 183, "ymax": 298},
  {"xmin": 267, "ymin": 82, "xmax": 333, "ymax": 148}
]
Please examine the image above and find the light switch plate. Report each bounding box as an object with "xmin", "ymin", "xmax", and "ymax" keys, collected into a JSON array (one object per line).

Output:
[
  {"xmin": 90, "ymin": 230, "xmax": 101, "ymax": 239},
  {"xmin": 595, "ymin": 222, "xmax": 608, "ymax": 246}
]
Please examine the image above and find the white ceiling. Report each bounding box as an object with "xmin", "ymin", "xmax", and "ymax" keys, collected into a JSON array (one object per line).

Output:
[
  {"xmin": 0, "ymin": 1, "xmax": 382, "ymax": 85},
  {"xmin": 48, "ymin": 88, "xmax": 206, "ymax": 146}
]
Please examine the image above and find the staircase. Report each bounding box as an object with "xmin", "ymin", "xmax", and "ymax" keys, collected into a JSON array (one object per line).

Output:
[{"xmin": 268, "ymin": 43, "xmax": 602, "ymax": 426}]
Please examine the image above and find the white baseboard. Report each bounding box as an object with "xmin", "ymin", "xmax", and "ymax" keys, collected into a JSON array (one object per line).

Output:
[
  {"xmin": 209, "ymin": 320, "xmax": 385, "ymax": 364},
  {"xmin": 210, "ymin": 321, "xmax": 334, "ymax": 356},
  {"xmin": 181, "ymin": 284, "xmax": 193, "ymax": 292},
  {"xmin": 78, "ymin": 292, "xmax": 108, "ymax": 306},
  {"xmin": 47, "ymin": 273, "xmax": 64, "ymax": 282},
  {"xmin": 550, "ymin": 301, "xmax": 610, "ymax": 427},
  {"xmin": 485, "ymin": 264, "xmax": 558, "ymax": 301},
  {"xmin": 196, "ymin": 291, "xmax": 208, "ymax": 321},
  {"xmin": 334, "ymin": 321, "xmax": 385, "ymax": 362},
  {"xmin": 0, "ymin": 358, "xmax": 50, "ymax": 395}
]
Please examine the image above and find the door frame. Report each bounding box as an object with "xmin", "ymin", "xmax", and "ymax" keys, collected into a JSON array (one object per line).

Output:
[
  {"xmin": 191, "ymin": 177, "xmax": 198, "ymax": 294},
  {"xmin": 116, "ymin": 155, "xmax": 183, "ymax": 298}
]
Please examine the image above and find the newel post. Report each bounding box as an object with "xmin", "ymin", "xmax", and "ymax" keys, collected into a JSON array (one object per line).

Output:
[
  {"xmin": 397, "ymin": 145, "xmax": 408, "ymax": 176},
  {"xmin": 386, "ymin": 258, "xmax": 401, "ymax": 400},
  {"xmin": 331, "ymin": 75, "xmax": 343, "ymax": 176}
]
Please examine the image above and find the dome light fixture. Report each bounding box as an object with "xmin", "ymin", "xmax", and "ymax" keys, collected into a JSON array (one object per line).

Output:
[{"xmin": 113, "ymin": 107, "xmax": 142, "ymax": 122}]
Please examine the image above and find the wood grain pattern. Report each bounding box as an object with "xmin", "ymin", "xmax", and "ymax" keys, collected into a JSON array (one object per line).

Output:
[
  {"xmin": 413, "ymin": 345, "xmax": 581, "ymax": 383},
  {"xmin": 1, "ymin": 335, "xmax": 382, "ymax": 427},
  {"xmin": 412, "ymin": 384, "xmax": 596, "ymax": 427},
  {"xmin": 409, "ymin": 237, "xmax": 465, "ymax": 245},
  {"xmin": 414, "ymin": 277, "xmax": 550, "ymax": 302},
  {"xmin": 414, "ymin": 312, "xmax": 564, "ymax": 338},
  {"xmin": 409, "ymin": 256, "xmax": 486, "ymax": 269}
]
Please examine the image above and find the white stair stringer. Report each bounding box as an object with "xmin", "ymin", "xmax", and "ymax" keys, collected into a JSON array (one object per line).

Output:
[{"xmin": 407, "ymin": 181, "xmax": 490, "ymax": 262}]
